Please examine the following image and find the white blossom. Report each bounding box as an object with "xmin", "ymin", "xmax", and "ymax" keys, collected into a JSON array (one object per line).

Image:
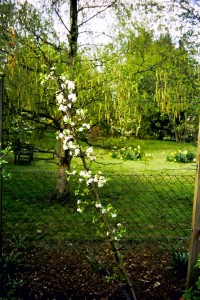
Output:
[
  {"xmin": 95, "ymin": 203, "xmax": 102, "ymax": 208},
  {"xmin": 83, "ymin": 123, "xmax": 90, "ymax": 129},
  {"xmin": 68, "ymin": 94, "xmax": 76, "ymax": 102},
  {"xmin": 58, "ymin": 104, "xmax": 67, "ymax": 112},
  {"xmin": 111, "ymin": 213, "xmax": 117, "ymax": 218},
  {"xmin": 66, "ymin": 80, "xmax": 75, "ymax": 90},
  {"xmin": 68, "ymin": 141, "xmax": 77, "ymax": 149},
  {"xmin": 63, "ymin": 144, "xmax": 68, "ymax": 150},
  {"xmin": 97, "ymin": 177, "xmax": 107, "ymax": 187},
  {"xmin": 86, "ymin": 178, "xmax": 94, "ymax": 185},
  {"xmin": 79, "ymin": 170, "xmax": 91, "ymax": 178},
  {"xmin": 76, "ymin": 109, "xmax": 85, "ymax": 117},
  {"xmin": 67, "ymin": 103, "xmax": 72, "ymax": 109},
  {"xmin": 63, "ymin": 129, "xmax": 71, "ymax": 135},
  {"xmin": 59, "ymin": 132, "xmax": 64, "ymax": 139},
  {"xmin": 61, "ymin": 83, "xmax": 66, "ymax": 90},
  {"xmin": 86, "ymin": 147, "xmax": 93, "ymax": 154},
  {"xmin": 61, "ymin": 75, "xmax": 67, "ymax": 82},
  {"xmin": 74, "ymin": 148, "xmax": 80, "ymax": 156},
  {"xmin": 64, "ymin": 135, "xmax": 73, "ymax": 142},
  {"xmin": 57, "ymin": 93, "xmax": 64, "ymax": 104}
]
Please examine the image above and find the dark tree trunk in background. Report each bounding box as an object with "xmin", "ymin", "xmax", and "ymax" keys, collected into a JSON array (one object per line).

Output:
[{"xmin": 69, "ymin": 0, "xmax": 78, "ymax": 59}]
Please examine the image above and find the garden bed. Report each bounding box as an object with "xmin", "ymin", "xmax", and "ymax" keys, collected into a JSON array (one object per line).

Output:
[{"xmin": 2, "ymin": 242, "xmax": 186, "ymax": 300}]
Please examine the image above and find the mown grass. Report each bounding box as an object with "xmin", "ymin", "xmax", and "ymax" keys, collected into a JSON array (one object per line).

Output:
[
  {"xmin": 91, "ymin": 138, "xmax": 197, "ymax": 175},
  {"xmin": 3, "ymin": 138, "xmax": 197, "ymax": 250}
]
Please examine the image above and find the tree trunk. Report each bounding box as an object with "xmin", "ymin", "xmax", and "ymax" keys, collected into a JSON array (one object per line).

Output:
[
  {"xmin": 69, "ymin": 0, "xmax": 78, "ymax": 60},
  {"xmin": 55, "ymin": 148, "xmax": 72, "ymax": 202},
  {"xmin": 54, "ymin": 0, "xmax": 78, "ymax": 202}
]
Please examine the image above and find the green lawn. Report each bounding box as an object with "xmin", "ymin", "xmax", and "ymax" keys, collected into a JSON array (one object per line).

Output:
[
  {"xmin": 3, "ymin": 139, "xmax": 197, "ymax": 250},
  {"xmin": 92, "ymin": 138, "xmax": 197, "ymax": 175}
]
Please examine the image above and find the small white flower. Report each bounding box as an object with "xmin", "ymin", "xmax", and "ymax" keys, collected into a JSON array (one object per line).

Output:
[
  {"xmin": 66, "ymin": 80, "xmax": 75, "ymax": 90},
  {"xmin": 111, "ymin": 213, "xmax": 117, "ymax": 218},
  {"xmin": 68, "ymin": 141, "xmax": 76, "ymax": 149},
  {"xmin": 61, "ymin": 83, "xmax": 66, "ymax": 90},
  {"xmin": 67, "ymin": 103, "xmax": 72, "ymax": 108},
  {"xmin": 77, "ymin": 208, "xmax": 82, "ymax": 213},
  {"xmin": 83, "ymin": 123, "xmax": 90, "ymax": 129},
  {"xmin": 76, "ymin": 109, "xmax": 85, "ymax": 116},
  {"xmin": 61, "ymin": 75, "xmax": 67, "ymax": 81},
  {"xmin": 56, "ymin": 93, "xmax": 64, "ymax": 104},
  {"xmin": 86, "ymin": 147, "xmax": 93, "ymax": 154},
  {"xmin": 95, "ymin": 203, "xmax": 102, "ymax": 208},
  {"xmin": 63, "ymin": 144, "xmax": 68, "ymax": 150},
  {"xmin": 68, "ymin": 93, "xmax": 76, "ymax": 102},
  {"xmin": 86, "ymin": 178, "xmax": 94, "ymax": 185},
  {"xmin": 97, "ymin": 181, "xmax": 104, "ymax": 187},
  {"xmin": 64, "ymin": 135, "xmax": 73, "ymax": 142},
  {"xmin": 77, "ymin": 200, "xmax": 81, "ymax": 204},
  {"xmin": 63, "ymin": 129, "xmax": 71, "ymax": 135},
  {"xmin": 59, "ymin": 132, "xmax": 64, "ymax": 139},
  {"xmin": 74, "ymin": 148, "xmax": 80, "ymax": 156},
  {"xmin": 58, "ymin": 104, "xmax": 67, "ymax": 112}
]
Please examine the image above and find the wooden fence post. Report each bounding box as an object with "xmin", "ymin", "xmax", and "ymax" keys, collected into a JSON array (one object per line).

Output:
[
  {"xmin": 0, "ymin": 73, "xmax": 4, "ymax": 257},
  {"xmin": 187, "ymin": 121, "xmax": 200, "ymax": 288}
]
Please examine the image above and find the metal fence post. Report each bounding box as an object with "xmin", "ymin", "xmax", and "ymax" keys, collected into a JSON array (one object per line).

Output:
[
  {"xmin": 0, "ymin": 72, "xmax": 4, "ymax": 257},
  {"xmin": 187, "ymin": 120, "xmax": 200, "ymax": 288}
]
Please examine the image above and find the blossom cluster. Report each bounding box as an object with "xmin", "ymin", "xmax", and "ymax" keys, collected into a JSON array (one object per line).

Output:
[
  {"xmin": 86, "ymin": 147, "xmax": 96, "ymax": 161},
  {"xmin": 56, "ymin": 80, "xmax": 76, "ymax": 112},
  {"xmin": 56, "ymin": 77, "xmax": 91, "ymax": 142},
  {"xmin": 78, "ymin": 170, "xmax": 107, "ymax": 187},
  {"xmin": 54, "ymin": 75, "xmax": 126, "ymax": 242},
  {"xmin": 106, "ymin": 223, "xmax": 126, "ymax": 241}
]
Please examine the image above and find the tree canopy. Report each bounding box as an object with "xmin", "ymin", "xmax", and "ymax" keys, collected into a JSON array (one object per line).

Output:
[{"xmin": 0, "ymin": 0, "xmax": 199, "ymax": 145}]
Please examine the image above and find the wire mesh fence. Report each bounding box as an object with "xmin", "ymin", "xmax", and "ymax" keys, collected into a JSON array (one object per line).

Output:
[
  {"xmin": 1, "ymin": 171, "xmax": 196, "ymax": 299},
  {"xmin": 2, "ymin": 172, "xmax": 194, "ymax": 252}
]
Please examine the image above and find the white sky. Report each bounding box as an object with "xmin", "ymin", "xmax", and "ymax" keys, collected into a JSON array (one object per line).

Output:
[{"xmin": 16, "ymin": 0, "xmax": 200, "ymax": 52}]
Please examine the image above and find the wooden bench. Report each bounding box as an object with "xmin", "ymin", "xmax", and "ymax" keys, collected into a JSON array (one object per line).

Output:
[{"xmin": 14, "ymin": 141, "xmax": 34, "ymax": 164}]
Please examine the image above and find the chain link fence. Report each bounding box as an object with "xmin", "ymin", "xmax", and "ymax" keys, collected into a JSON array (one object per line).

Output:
[
  {"xmin": 2, "ymin": 172, "xmax": 194, "ymax": 251},
  {"xmin": 1, "ymin": 171, "xmax": 196, "ymax": 298}
]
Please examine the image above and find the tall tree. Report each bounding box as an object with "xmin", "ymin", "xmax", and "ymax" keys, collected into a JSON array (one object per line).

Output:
[
  {"xmin": 94, "ymin": 25, "xmax": 199, "ymax": 139},
  {"xmin": 0, "ymin": 0, "xmax": 119, "ymax": 201}
]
